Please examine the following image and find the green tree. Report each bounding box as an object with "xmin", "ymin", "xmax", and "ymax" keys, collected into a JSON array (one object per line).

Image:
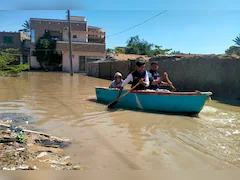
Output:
[
  {"xmin": 233, "ymin": 34, "xmax": 240, "ymax": 46},
  {"xmin": 0, "ymin": 48, "xmax": 28, "ymax": 76},
  {"xmin": 114, "ymin": 47, "xmax": 126, "ymax": 54},
  {"xmin": 125, "ymin": 36, "xmax": 154, "ymax": 56},
  {"xmin": 106, "ymin": 48, "xmax": 114, "ymax": 54},
  {"xmin": 22, "ymin": 20, "xmax": 30, "ymax": 30},
  {"xmin": 153, "ymin": 45, "xmax": 172, "ymax": 55},
  {"xmin": 35, "ymin": 31, "xmax": 61, "ymax": 69},
  {"xmin": 19, "ymin": 20, "xmax": 30, "ymax": 35},
  {"xmin": 169, "ymin": 50, "xmax": 183, "ymax": 55},
  {"xmin": 225, "ymin": 34, "xmax": 240, "ymax": 56},
  {"xmin": 225, "ymin": 46, "xmax": 240, "ymax": 56}
]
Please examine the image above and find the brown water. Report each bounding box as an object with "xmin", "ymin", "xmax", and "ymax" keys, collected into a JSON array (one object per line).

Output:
[{"xmin": 0, "ymin": 72, "xmax": 239, "ymax": 170}]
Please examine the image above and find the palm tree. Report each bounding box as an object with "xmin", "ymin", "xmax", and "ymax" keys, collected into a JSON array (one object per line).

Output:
[
  {"xmin": 19, "ymin": 20, "xmax": 30, "ymax": 36},
  {"xmin": 22, "ymin": 20, "xmax": 30, "ymax": 32},
  {"xmin": 233, "ymin": 34, "xmax": 240, "ymax": 46}
]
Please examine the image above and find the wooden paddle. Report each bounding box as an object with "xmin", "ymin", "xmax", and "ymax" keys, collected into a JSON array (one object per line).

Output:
[
  {"xmin": 164, "ymin": 72, "xmax": 177, "ymax": 91},
  {"xmin": 107, "ymin": 80, "xmax": 142, "ymax": 108}
]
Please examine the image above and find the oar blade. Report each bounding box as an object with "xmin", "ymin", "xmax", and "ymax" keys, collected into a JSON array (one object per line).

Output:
[{"xmin": 108, "ymin": 101, "xmax": 118, "ymax": 108}]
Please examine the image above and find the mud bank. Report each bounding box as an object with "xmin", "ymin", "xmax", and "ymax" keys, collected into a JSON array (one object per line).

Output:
[{"xmin": 0, "ymin": 120, "xmax": 88, "ymax": 170}]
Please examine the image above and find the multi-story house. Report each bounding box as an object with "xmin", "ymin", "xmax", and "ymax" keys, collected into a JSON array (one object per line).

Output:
[
  {"xmin": 30, "ymin": 16, "xmax": 106, "ymax": 72},
  {"xmin": 0, "ymin": 31, "xmax": 30, "ymax": 64}
]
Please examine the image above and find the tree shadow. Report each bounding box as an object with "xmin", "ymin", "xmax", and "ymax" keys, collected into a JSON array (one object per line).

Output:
[{"xmin": 86, "ymin": 98, "xmax": 200, "ymax": 118}]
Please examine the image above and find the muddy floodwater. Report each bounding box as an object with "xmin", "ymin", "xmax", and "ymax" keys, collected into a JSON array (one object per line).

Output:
[{"xmin": 0, "ymin": 72, "xmax": 239, "ymax": 170}]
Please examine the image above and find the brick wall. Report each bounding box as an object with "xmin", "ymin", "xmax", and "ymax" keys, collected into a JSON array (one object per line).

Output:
[
  {"xmin": 0, "ymin": 32, "xmax": 22, "ymax": 52},
  {"xmin": 56, "ymin": 42, "xmax": 105, "ymax": 52}
]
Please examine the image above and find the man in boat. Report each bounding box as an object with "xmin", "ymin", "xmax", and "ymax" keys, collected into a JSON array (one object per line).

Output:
[
  {"xmin": 148, "ymin": 61, "xmax": 175, "ymax": 91},
  {"xmin": 116, "ymin": 60, "xmax": 150, "ymax": 98},
  {"xmin": 109, "ymin": 72, "xmax": 123, "ymax": 89}
]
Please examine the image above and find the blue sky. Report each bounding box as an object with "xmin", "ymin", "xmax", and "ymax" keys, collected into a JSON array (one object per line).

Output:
[{"xmin": 0, "ymin": 9, "xmax": 239, "ymax": 54}]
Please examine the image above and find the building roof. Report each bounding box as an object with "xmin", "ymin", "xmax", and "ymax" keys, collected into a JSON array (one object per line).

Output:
[{"xmin": 30, "ymin": 18, "xmax": 86, "ymax": 24}]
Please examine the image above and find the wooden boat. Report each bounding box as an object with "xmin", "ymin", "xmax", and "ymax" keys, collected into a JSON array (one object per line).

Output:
[{"xmin": 95, "ymin": 87, "xmax": 213, "ymax": 114}]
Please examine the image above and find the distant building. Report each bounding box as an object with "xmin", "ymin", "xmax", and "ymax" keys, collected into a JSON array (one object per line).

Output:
[
  {"xmin": 30, "ymin": 16, "xmax": 106, "ymax": 72},
  {"xmin": 0, "ymin": 31, "xmax": 30, "ymax": 64}
]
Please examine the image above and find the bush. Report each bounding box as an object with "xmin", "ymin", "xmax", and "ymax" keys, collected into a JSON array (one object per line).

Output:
[{"xmin": 0, "ymin": 48, "xmax": 29, "ymax": 77}]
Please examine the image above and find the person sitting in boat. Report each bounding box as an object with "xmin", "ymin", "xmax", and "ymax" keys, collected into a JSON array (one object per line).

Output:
[
  {"xmin": 109, "ymin": 72, "xmax": 123, "ymax": 89},
  {"xmin": 115, "ymin": 60, "xmax": 149, "ymax": 99},
  {"xmin": 148, "ymin": 61, "xmax": 175, "ymax": 91}
]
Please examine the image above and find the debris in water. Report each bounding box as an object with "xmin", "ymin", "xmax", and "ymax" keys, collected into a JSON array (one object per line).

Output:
[{"xmin": 0, "ymin": 120, "xmax": 87, "ymax": 170}]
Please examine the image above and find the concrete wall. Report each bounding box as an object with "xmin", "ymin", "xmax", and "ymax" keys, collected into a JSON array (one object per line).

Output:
[
  {"xmin": 0, "ymin": 32, "xmax": 22, "ymax": 52},
  {"xmin": 30, "ymin": 19, "xmax": 87, "ymax": 43},
  {"xmin": 30, "ymin": 56, "xmax": 41, "ymax": 68},
  {"xmin": 87, "ymin": 63, "xmax": 99, "ymax": 77},
  {"xmin": 62, "ymin": 53, "xmax": 79, "ymax": 72},
  {"xmin": 87, "ymin": 61, "xmax": 130, "ymax": 80},
  {"xmin": 150, "ymin": 56, "xmax": 240, "ymax": 97},
  {"xmin": 62, "ymin": 51, "xmax": 104, "ymax": 72},
  {"xmin": 87, "ymin": 56, "xmax": 240, "ymax": 98},
  {"xmin": 62, "ymin": 31, "xmax": 87, "ymax": 42},
  {"xmin": 110, "ymin": 61, "xmax": 129, "ymax": 79}
]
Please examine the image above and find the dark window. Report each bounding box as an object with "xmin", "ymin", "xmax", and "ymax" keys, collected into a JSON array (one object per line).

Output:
[
  {"xmin": 3, "ymin": 36, "xmax": 13, "ymax": 43},
  {"xmin": 31, "ymin": 51, "xmax": 36, "ymax": 56},
  {"xmin": 73, "ymin": 35, "xmax": 77, "ymax": 38}
]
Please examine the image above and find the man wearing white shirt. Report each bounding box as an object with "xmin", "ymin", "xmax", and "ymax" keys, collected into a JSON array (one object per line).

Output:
[{"xmin": 116, "ymin": 60, "xmax": 149, "ymax": 99}]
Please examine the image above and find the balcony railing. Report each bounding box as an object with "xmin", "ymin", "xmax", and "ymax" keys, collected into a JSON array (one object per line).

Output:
[{"xmin": 62, "ymin": 30, "xmax": 105, "ymax": 44}]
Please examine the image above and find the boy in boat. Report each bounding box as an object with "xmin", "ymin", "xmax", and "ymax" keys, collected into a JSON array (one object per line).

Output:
[
  {"xmin": 109, "ymin": 72, "xmax": 123, "ymax": 89},
  {"xmin": 115, "ymin": 60, "xmax": 149, "ymax": 99},
  {"xmin": 148, "ymin": 61, "xmax": 175, "ymax": 91}
]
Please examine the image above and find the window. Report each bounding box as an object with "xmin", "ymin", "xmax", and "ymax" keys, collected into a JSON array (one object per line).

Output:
[
  {"xmin": 73, "ymin": 35, "xmax": 77, "ymax": 38},
  {"xmin": 3, "ymin": 36, "xmax": 13, "ymax": 43},
  {"xmin": 31, "ymin": 29, "xmax": 35, "ymax": 43},
  {"xmin": 51, "ymin": 37, "xmax": 59, "ymax": 41}
]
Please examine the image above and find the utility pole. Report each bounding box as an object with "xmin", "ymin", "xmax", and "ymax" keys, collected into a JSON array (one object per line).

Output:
[{"xmin": 67, "ymin": 10, "xmax": 73, "ymax": 76}]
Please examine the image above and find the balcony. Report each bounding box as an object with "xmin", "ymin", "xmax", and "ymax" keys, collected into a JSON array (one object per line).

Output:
[
  {"xmin": 57, "ymin": 30, "xmax": 105, "ymax": 53},
  {"xmin": 62, "ymin": 30, "xmax": 105, "ymax": 43}
]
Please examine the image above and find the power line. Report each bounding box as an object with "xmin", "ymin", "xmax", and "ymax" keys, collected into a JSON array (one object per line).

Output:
[{"xmin": 106, "ymin": 10, "xmax": 167, "ymax": 38}]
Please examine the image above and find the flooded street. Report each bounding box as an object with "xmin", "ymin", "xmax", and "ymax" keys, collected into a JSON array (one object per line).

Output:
[{"xmin": 0, "ymin": 72, "xmax": 239, "ymax": 170}]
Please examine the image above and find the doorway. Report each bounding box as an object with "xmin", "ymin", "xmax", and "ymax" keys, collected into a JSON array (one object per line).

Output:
[{"xmin": 79, "ymin": 56, "xmax": 86, "ymax": 72}]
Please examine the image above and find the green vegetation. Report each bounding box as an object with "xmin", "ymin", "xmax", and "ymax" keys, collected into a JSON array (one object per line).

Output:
[
  {"xmin": 19, "ymin": 20, "xmax": 30, "ymax": 35},
  {"xmin": 106, "ymin": 35, "xmax": 181, "ymax": 56},
  {"xmin": 225, "ymin": 34, "xmax": 240, "ymax": 56},
  {"xmin": 0, "ymin": 48, "xmax": 28, "ymax": 77},
  {"xmin": 169, "ymin": 50, "xmax": 182, "ymax": 55},
  {"xmin": 35, "ymin": 31, "xmax": 62, "ymax": 70},
  {"xmin": 233, "ymin": 34, "xmax": 240, "ymax": 46}
]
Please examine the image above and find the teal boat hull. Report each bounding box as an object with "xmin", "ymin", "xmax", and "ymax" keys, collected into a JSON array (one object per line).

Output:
[{"xmin": 95, "ymin": 87, "xmax": 212, "ymax": 114}]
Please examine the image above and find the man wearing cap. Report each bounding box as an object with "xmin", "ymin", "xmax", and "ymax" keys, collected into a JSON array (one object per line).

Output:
[
  {"xmin": 148, "ymin": 61, "xmax": 173, "ymax": 90},
  {"xmin": 109, "ymin": 72, "xmax": 124, "ymax": 89}
]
